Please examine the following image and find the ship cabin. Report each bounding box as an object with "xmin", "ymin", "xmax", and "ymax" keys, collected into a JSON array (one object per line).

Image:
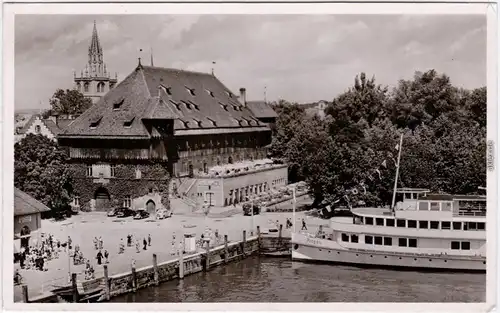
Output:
[{"xmin": 345, "ymin": 189, "xmax": 486, "ymax": 233}]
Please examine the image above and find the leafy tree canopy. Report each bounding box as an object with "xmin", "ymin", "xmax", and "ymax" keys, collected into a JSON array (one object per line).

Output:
[{"xmin": 49, "ymin": 88, "xmax": 93, "ymax": 116}]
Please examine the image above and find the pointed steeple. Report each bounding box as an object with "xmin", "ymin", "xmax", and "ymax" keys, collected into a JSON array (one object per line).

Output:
[{"xmin": 88, "ymin": 20, "xmax": 103, "ymax": 66}]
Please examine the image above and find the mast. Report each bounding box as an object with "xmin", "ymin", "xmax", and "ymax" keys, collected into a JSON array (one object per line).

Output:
[
  {"xmin": 292, "ymin": 186, "xmax": 296, "ymax": 234},
  {"xmin": 391, "ymin": 134, "xmax": 404, "ymax": 213}
]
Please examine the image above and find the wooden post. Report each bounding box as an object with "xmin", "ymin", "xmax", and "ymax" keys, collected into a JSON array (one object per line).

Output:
[
  {"xmin": 242, "ymin": 230, "xmax": 247, "ymax": 257},
  {"xmin": 279, "ymin": 224, "xmax": 283, "ymax": 239},
  {"xmin": 153, "ymin": 254, "xmax": 159, "ymax": 286},
  {"xmin": 204, "ymin": 241, "xmax": 210, "ymax": 271},
  {"xmin": 224, "ymin": 235, "xmax": 228, "ymax": 263},
  {"xmin": 179, "ymin": 249, "xmax": 184, "ymax": 279},
  {"xmin": 256, "ymin": 226, "xmax": 261, "ymax": 252},
  {"xmin": 131, "ymin": 265, "xmax": 137, "ymax": 292},
  {"xmin": 71, "ymin": 273, "xmax": 78, "ymax": 303},
  {"xmin": 103, "ymin": 265, "xmax": 110, "ymax": 301},
  {"xmin": 22, "ymin": 285, "xmax": 29, "ymax": 303}
]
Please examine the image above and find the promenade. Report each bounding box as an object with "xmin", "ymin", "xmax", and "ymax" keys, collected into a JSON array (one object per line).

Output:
[{"xmin": 14, "ymin": 208, "xmax": 325, "ymax": 302}]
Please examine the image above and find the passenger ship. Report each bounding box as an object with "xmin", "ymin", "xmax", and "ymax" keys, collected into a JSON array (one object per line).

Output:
[{"xmin": 291, "ymin": 136, "xmax": 487, "ymax": 271}]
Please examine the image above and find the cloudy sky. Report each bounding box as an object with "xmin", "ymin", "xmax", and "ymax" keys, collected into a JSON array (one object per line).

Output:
[{"xmin": 15, "ymin": 14, "xmax": 486, "ymax": 111}]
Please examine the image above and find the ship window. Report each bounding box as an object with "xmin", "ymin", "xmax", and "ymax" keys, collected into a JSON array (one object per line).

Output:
[
  {"xmin": 341, "ymin": 233, "xmax": 349, "ymax": 242},
  {"xmin": 430, "ymin": 221, "xmax": 439, "ymax": 229},
  {"xmin": 408, "ymin": 239, "xmax": 418, "ymax": 248},
  {"xmin": 398, "ymin": 238, "xmax": 407, "ymax": 247},
  {"xmin": 451, "ymin": 241, "xmax": 460, "ymax": 250},
  {"xmin": 442, "ymin": 202, "xmax": 452, "ymax": 211},
  {"xmin": 418, "ymin": 201, "xmax": 429, "ymax": 210},
  {"xmin": 374, "ymin": 236, "xmax": 383, "ymax": 245},
  {"xmin": 407, "ymin": 220, "xmax": 417, "ymax": 228},
  {"xmin": 461, "ymin": 242, "xmax": 471, "ymax": 250},
  {"xmin": 452, "ymin": 222, "xmax": 462, "ymax": 230},
  {"xmin": 468, "ymin": 222, "xmax": 477, "ymax": 230},
  {"xmin": 365, "ymin": 217, "xmax": 373, "ymax": 225},
  {"xmin": 419, "ymin": 220, "xmax": 428, "ymax": 229},
  {"xmin": 383, "ymin": 237, "xmax": 392, "ymax": 246},
  {"xmin": 430, "ymin": 202, "xmax": 440, "ymax": 211},
  {"xmin": 396, "ymin": 219, "xmax": 406, "ymax": 228},
  {"xmin": 386, "ymin": 219, "xmax": 395, "ymax": 227},
  {"xmin": 375, "ymin": 218, "xmax": 384, "ymax": 226},
  {"xmin": 365, "ymin": 235, "xmax": 373, "ymax": 244},
  {"xmin": 478, "ymin": 222, "xmax": 485, "ymax": 230},
  {"xmin": 441, "ymin": 221, "xmax": 451, "ymax": 230},
  {"xmin": 351, "ymin": 234, "xmax": 359, "ymax": 243}
]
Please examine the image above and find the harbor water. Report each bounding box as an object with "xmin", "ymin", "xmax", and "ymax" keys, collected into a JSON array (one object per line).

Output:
[{"xmin": 111, "ymin": 256, "xmax": 485, "ymax": 303}]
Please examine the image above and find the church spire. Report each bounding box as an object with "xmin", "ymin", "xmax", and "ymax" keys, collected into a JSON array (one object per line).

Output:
[{"xmin": 88, "ymin": 20, "xmax": 103, "ymax": 66}]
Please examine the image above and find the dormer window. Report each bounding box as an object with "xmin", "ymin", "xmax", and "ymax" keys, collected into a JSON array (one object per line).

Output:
[
  {"xmin": 169, "ymin": 100, "xmax": 181, "ymax": 111},
  {"xmin": 180, "ymin": 100, "xmax": 192, "ymax": 110},
  {"xmin": 205, "ymin": 89, "xmax": 215, "ymax": 98},
  {"xmin": 180, "ymin": 119, "xmax": 190, "ymax": 128},
  {"xmin": 113, "ymin": 99, "xmax": 124, "ymax": 110},
  {"xmin": 219, "ymin": 102, "xmax": 229, "ymax": 111},
  {"xmin": 187, "ymin": 100, "xmax": 200, "ymax": 111},
  {"xmin": 160, "ymin": 84, "xmax": 172, "ymax": 96},
  {"xmin": 185, "ymin": 86, "xmax": 196, "ymax": 96},
  {"xmin": 225, "ymin": 91, "xmax": 233, "ymax": 98},
  {"xmin": 124, "ymin": 117, "xmax": 135, "ymax": 128},
  {"xmin": 89, "ymin": 116, "xmax": 102, "ymax": 129},
  {"xmin": 193, "ymin": 118, "xmax": 203, "ymax": 128},
  {"xmin": 207, "ymin": 117, "xmax": 217, "ymax": 127}
]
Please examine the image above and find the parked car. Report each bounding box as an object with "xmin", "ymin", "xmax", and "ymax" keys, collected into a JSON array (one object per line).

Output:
[
  {"xmin": 116, "ymin": 208, "xmax": 136, "ymax": 218},
  {"xmin": 107, "ymin": 207, "xmax": 131, "ymax": 217},
  {"xmin": 133, "ymin": 209, "xmax": 150, "ymax": 220},
  {"xmin": 243, "ymin": 203, "xmax": 261, "ymax": 216},
  {"xmin": 156, "ymin": 209, "xmax": 172, "ymax": 220}
]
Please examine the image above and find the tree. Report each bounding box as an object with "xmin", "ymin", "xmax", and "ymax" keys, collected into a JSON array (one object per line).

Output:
[
  {"xmin": 49, "ymin": 89, "xmax": 93, "ymax": 116},
  {"xmin": 14, "ymin": 134, "xmax": 73, "ymax": 216}
]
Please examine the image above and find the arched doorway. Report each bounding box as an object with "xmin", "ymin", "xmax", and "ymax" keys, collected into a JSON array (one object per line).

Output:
[
  {"xmin": 20, "ymin": 226, "xmax": 31, "ymax": 249},
  {"xmin": 146, "ymin": 200, "xmax": 156, "ymax": 214},
  {"xmin": 94, "ymin": 187, "xmax": 111, "ymax": 211}
]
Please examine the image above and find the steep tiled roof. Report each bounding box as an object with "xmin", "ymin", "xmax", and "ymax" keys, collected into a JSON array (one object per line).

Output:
[
  {"xmin": 18, "ymin": 115, "xmax": 38, "ymax": 134},
  {"xmin": 43, "ymin": 119, "xmax": 63, "ymax": 135},
  {"xmin": 61, "ymin": 65, "xmax": 273, "ymax": 138},
  {"xmin": 246, "ymin": 101, "xmax": 278, "ymax": 119},
  {"xmin": 14, "ymin": 188, "xmax": 51, "ymax": 216}
]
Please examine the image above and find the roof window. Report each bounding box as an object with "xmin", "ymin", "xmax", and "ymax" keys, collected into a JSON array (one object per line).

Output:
[
  {"xmin": 207, "ymin": 117, "xmax": 217, "ymax": 127},
  {"xmin": 219, "ymin": 102, "xmax": 229, "ymax": 111},
  {"xmin": 187, "ymin": 100, "xmax": 200, "ymax": 111},
  {"xmin": 180, "ymin": 119, "xmax": 190, "ymax": 128},
  {"xmin": 89, "ymin": 116, "xmax": 102, "ymax": 129},
  {"xmin": 113, "ymin": 99, "xmax": 124, "ymax": 110},
  {"xmin": 185, "ymin": 86, "xmax": 196, "ymax": 96},
  {"xmin": 124, "ymin": 117, "xmax": 135, "ymax": 128},
  {"xmin": 193, "ymin": 118, "xmax": 203, "ymax": 128},
  {"xmin": 225, "ymin": 91, "xmax": 233, "ymax": 98},
  {"xmin": 160, "ymin": 85, "xmax": 172, "ymax": 96},
  {"xmin": 169, "ymin": 100, "xmax": 181, "ymax": 111},
  {"xmin": 205, "ymin": 89, "xmax": 215, "ymax": 98},
  {"xmin": 180, "ymin": 100, "xmax": 192, "ymax": 110}
]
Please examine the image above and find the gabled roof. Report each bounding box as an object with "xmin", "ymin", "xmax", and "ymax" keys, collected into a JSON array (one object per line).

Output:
[
  {"xmin": 14, "ymin": 188, "xmax": 51, "ymax": 216},
  {"xmin": 18, "ymin": 114, "xmax": 65, "ymax": 136},
  {"xmin": 246, "ymin": 101, "xmax": 278, "ymax": 119},
  {"xmin": 18, "ymin": 114, "xmax": 39, "ymax": 134},
  {"xmin": 61, "ymin": 65, "xmax": 273, "ymax": 139}
]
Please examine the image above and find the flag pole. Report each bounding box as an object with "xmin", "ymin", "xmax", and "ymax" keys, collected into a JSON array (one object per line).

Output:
[{"xmin": 391, "ymin": 134, "xmax": 404, "ymax": 213}]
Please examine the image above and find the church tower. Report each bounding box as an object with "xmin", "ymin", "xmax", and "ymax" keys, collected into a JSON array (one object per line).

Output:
[{"xmin": 74, "ymin": 21, "xmax": 118, "ymax": 104}]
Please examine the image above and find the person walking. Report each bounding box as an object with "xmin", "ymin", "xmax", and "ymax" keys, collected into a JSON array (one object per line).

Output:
[
  {"xmin": 148, "ymin": 234, "xmax": 151, "ymax": 246},
  {"xmin": 96, "ymin": 250, "xmax": 103, "ymax": 265},
  {"xmin": 135, "ymin": 240, "xmax": 140, "ymax": 253},
  {"xmin": 143, "ymin": 238, "xmax": 148, "ymax": 250},
  {"xmin": 301, "ymin": 218, "xmax": 307, "ymax": 231}
]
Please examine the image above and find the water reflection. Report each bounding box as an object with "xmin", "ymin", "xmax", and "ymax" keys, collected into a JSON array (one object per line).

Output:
[{"xmin": 112, "ymin": 256, "xmax": 485, "ymax": 303}]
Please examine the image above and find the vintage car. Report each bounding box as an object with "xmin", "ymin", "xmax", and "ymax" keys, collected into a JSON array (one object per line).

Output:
[{"xmin": 133, "ymin": 209, "xmax": 150, "ymax": 220}]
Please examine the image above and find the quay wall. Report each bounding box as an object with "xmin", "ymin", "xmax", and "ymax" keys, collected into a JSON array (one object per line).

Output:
[{"xmin": 25, "ymin": 235, "xmax": 289, "ymax": 303}]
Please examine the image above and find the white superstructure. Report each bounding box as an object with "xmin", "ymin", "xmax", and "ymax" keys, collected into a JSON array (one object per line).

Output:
[{"xmin": 292, "ymin": 188, "xmax": 486, "ymax": 271}]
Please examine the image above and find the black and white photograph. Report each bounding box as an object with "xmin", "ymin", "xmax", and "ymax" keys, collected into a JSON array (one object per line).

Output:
[{"xmin": 3, "ymin": 2, "xmax": 497, "ymax": 310}]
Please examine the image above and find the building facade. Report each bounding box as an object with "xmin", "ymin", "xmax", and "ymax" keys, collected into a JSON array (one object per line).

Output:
[
  {"xmin": 74, "ymin": 21, "xmax": 117, "ymax": 104},
  {"xmin": 304, "ymin": 100, "xmax": 328, "ymax": 120},
  {"xmin": 59, "ymin": 61, "xmax": 280, "ymax": 212},
  {"xmin": 14, "ymin": 188, "xmax": 51, "ymax": 249}
]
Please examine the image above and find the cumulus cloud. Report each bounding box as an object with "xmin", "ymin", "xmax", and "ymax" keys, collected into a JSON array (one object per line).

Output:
[{"xmin": 14, "ymin": 14, "xmax": 486, "ymax": 110}]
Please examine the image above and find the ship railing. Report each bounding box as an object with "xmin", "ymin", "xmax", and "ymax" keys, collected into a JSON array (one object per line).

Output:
[
  {"xmin": 346, "ymin": 247, "xmax": 485, "ymax": 260},
  {"xmin": 454, "ymin": 211, "xmax": 486, "ymax": 217}
]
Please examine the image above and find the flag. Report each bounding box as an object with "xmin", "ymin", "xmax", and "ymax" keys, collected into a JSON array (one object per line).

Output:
[
  {"xmin": 395, "ymin": 144, "xmax": 399, "ymax": 151},
  {"xmin": 375, "ymin": 169, "xmax": 382, "ymax": 180},
  {"xmin": 381, "ymin": 160, "xmax": 387, "ymax": 168}
]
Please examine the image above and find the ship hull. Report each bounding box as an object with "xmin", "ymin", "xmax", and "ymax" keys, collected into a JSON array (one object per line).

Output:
[{"xmin": 292, "ymin": 233, "xmax": 486, "ymax": 272}]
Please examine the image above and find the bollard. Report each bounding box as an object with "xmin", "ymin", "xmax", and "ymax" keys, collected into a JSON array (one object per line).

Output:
[
  {"xmin": 131, "ymin": 265, "xmax": 137, "ymax": 292},
  {"xmin": 153, "ymin": 254, "xmax": 159, "ymax": 286},
  {"xmin": 179, "ymin": 248, "xmax": 185, "ymax": 279},
  {"xmin": 242, "ymin": 230, "xmax": 247, "ymax": 257},
  {"xmin": 22, "ymin": 285, "xmax": 29, "ymax": 303},
  {"xmin": 103, "ymin": 265, "xmax": 110, "ymax": 301},
  {"xmin": 204, "ymin": 241, "xmax": 211, "ymax": 271},
  {"xmin": 71, "ymin": 273, "xmax": 78, "ymax": 303},
  {"xmin": 257, "ymin": 226, "xmax": 261, "ymax": 252},
  {"xmin": 224, "ymin": 235, "xmax": 229, "ymax": 263}
]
